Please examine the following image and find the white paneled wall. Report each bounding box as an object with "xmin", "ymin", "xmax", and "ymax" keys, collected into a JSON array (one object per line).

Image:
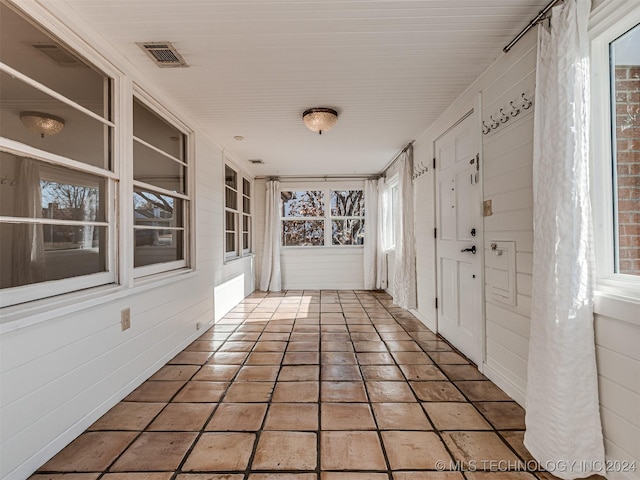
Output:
[{"xmin": 0, "ymin": 15, "xmax": 254, "ymax": 480}]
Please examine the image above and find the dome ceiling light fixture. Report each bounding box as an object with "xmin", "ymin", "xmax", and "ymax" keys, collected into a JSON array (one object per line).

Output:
[
  {"xmin": 302, "ymin": 107, "xmax": 338, "ymax": 135},
  {"xmin": 20, "ymin": 111, "xmax": 65, "ymax": 138}
]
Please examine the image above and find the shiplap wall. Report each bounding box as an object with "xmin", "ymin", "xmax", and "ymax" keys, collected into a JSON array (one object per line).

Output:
[
  {"xmin": 0, "ymin": 9, "xmax": 254, "ymax": 480},
  {"xmin": 253, "ymin": 179, "xmax": 365, "ymax": 291},
  {"xmin": 411, "ymin": 25, "xmax": 639, "ymax": 478}
]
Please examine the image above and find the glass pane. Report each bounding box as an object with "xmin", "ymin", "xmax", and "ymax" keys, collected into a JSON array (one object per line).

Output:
[
  {"xmin": 243, "ymin": 195, "xmax": 250, "ymax": 214},
  {"xmin": 281, "ymin": 191, "xmax": 324, "ymax": 217},
  {"xmin": 226, "ymin": 232, "xmax": 236, "ymax": 253},
  {"xmin": 133, "ymin": 140, "xmax": 185, "ymax": 194},
  {"xmin": 226, "ymin": 211, "xmax": 236, "ymax": 231},
  {"xmin": 243, "ymin": 233, "xmax": 249, "ymax": 250},
  {"xmin": 225, "ymin": 166, "xmax": 237, "ymax": 189},
  {"xmin": 0, "ymin": 223, "xmax": 107, "ymax": 288},
  {"xmin": 0, "ymin": 72, "xmax": 112, "ymax": 170},
  {"xmin": 134, "ymin": 229, "xmax": 183, "ymax": 267},
  {"xmin": 243, "ymin": 178, "xmax": 251, "ymax": 197},
  {"xmin": 133, "ymin": 98, "xmax": 184, "ymax": 160},
  {"xmin": 243, "ymin": 215, "xmax": 250, "ymax": 232},
  {"xmin": 134, "ymin": 190, "xmax": 183, "ymax": 228},
  {"xmin": 611, "ymin": 24, "xmax": 640, "ymax": 276},
  {"xmin": 282, "ymin": 220, "xmax": 324, "ymax": 246},
  {"xmin": 226, "ymin": 186, "xmax": 237, "ymax": 210},
  {"xmin": 331, "ymin": 190, "xmax": 364, "ymax": 217},
  {"xmin": 0, "ymin": 153, "xmax": 106, "ymax": 222},
  {"xmin": 0, "ymin": 3, "xmax": 111, "ymax": 118},
  {"xmin": 332, "ymin": 219, "xmax": 365, "ymax": 245}
]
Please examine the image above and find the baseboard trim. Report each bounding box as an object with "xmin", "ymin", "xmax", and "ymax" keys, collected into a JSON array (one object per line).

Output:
[
  {"xmin": 482, "ymin": 362, "xmax": 526, "ymax": 407},
  {"xmin": 410, "ymin": 308, "xmax": 436, "ymax": 332}
]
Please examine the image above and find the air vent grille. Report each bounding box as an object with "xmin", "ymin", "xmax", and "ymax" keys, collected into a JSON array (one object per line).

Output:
[
  {"xmin": 137, "ymin": 42, "xmax": 188, "ymax": 68},
  {"xmin": 32, "ymin": 44, "xmax": 84, "ymax": 67},
  {"xmin": 248, "ymin": 159, "xmax": 265, "ymax": 165}
]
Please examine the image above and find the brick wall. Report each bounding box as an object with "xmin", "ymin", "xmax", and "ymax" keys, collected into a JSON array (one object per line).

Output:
[{"xmin": 615, "ymin": 65, "xmax": 640, "ymax": 275}]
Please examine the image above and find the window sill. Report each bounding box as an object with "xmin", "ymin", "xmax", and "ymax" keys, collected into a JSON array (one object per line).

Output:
[
  {"xmin": 0, "ymin": 269, "xmax": 198, "ymax": 334},
  {"xmin": 594, "ymin": 286, "xmax": 640, "ymax": 328},
  {"xmin": 224, "ymin": 253, "xmax": 254, "ymax": 265}
]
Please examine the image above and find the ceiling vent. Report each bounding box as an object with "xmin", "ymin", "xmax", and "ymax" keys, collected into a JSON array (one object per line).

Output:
[
  {"xmin": 137, "ymin": 42, "xmax": 188, "ymax": 68},
  {"xmin": 248, "ymin": 159, "xmax": 265, "ymax": 165},
  {"xmin": 31, "ymin": 44, "xmax": 84, "ymax": 67}
]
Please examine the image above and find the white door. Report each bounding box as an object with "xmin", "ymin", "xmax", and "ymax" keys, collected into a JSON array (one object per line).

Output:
[{"xmin": 435, "ymin": 111, "xmax": 483, "ymax": 366}]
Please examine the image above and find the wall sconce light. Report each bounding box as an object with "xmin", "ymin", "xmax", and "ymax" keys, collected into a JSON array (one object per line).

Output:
[
  {"xmin": 20, "ymin": 111, "xmax": 65, "ymax": 138},
  {"xmin": 302, "ymin": 108, "xmax": 338, "ymax": 135}
]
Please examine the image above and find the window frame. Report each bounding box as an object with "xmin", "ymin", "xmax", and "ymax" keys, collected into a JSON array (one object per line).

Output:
[
  {"xmin": 590, "ymin": 1, "xmax": 640, "ymax": 299},
  {"xmin": 224, "ymin": 160, "xmax": 253, "ymax": 261},
  {"xmin": 382, "ymin": 175, "xmax": 399, "ymax": 252},
  {"xmin": 132, "ymin": 88, "xmax": 193, "ymax": 278},
  {"xmin": 279, "ymin": 182, "xmax": 366, "ymax": 249},
  {"xmin": 0, "ymin": 4, "xmax": 119, "ymax": 307}
]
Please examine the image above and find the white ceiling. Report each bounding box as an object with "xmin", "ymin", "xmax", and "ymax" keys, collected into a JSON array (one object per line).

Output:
[{"xmin": 48, "ymin": 0, "xmax": 548, "ymax": 176}]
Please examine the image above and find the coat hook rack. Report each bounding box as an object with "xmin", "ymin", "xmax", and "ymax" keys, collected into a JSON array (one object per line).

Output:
[
  {"xmin": 482, "ymin": 91, "xmax": 534, "ymax": 135},
  {"xmin": 0, "ymin": 176, "xmax": 16, "ymax": 186},
  {"xmin": 412, "ymin": 161, "xmax": 429, "ymax": 180}
]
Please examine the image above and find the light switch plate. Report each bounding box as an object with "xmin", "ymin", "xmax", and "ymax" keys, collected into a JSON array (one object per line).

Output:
[
  {"xmin": 121, "ymin": 308, "xmax": 131, "ymax": 331},
  {"xmin": 483, "ymin": 199, "xmax": 493, "ymax": 217}
]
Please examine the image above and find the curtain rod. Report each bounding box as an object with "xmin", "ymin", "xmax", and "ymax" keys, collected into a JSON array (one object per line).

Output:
[
  {"xmin": 503, "ymin": 0, "xmax": 562, "ymax": 53},
  {"xmin": 380, "ymin": 140, "xmax": 415, "ymax": 176},
  {"xmin": 256, "ymin": 174, "xmax": 377, "ymax": 181}
]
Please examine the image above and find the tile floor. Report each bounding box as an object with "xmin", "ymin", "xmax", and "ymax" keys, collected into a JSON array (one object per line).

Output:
[{"xmin": 32, "ymin": 290, "xmax": 601, "ymax": 480}]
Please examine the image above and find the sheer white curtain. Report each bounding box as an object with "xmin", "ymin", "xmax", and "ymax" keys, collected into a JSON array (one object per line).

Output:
[
  {"xmin": 525, "ymin": 1, "xmax": 605, "ymax": 477},
  {"xmin": 259, "ymin": 180, "xmax": 282, "ymax": 291},
  {"xmin": 12, "ymin": 157, "xmax": 46, "ymax": 286},
  {"xmin": 376, "ymin": 177, "xmax": 388, "ymax": 290},
  {"xmin": 392, "ymin": 147, "xmax": 416, "ymax": 309},
  {"xmin": 363, "ymin": 179, "xmax": 378, "ymax": 290}
]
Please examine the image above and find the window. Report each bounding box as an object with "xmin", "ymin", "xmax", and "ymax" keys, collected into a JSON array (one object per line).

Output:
[
  {"xmin": 382, "ymin": 179, "xmax": 398, "ymax": 250},
  {"xmin": 591, "ymin": 5, "xmax": 640, "ymax": 297},
  {"xmin": 280, "ymin": 187, "xmax": 365, "ymax": 247},
  {"xmin": 133, "ymin": 97, "xmax": 189, "ymax": 274},
  {"xmin": 0, "ymin": 3, "xmax": 115, "ymax": 307},
  {"xmin": 225, "ymin": 164, "xmax": 252, "ymax": 259}
]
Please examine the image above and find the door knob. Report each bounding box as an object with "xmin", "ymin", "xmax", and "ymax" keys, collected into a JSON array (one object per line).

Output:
[{"xmin": 461, "ymin": 246, "xmax": 476, "ymax": 254}]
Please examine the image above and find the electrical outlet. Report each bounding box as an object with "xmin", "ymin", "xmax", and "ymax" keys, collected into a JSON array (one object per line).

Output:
[
  {"xmin": 483, "ymin": 199, "xmax": 493, "ymax": 217},
  {"xmin": 121, "ymin": 308, "xmax": 131, "ymax": 331}
]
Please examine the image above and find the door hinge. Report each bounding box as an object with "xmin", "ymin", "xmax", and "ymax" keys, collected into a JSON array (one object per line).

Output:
[
  {"xmin": 433, "ymin": 157, "xmax": 436, "ymax": 169},
  {"xmin": 434, "ymin": 228, "xmax": 437, "ymax": 239},
  {"xmin": 435, "ymin": 297, "xmax": 438, "ymax": 309}
]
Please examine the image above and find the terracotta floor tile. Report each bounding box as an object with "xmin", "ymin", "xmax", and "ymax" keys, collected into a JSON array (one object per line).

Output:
[
  {"xmin": 173, "ymin": 382, "xmax": 228, "ymax": 402},
  {"xmin": 320, "ymin": 431, "xmax": 386, "ymax": 470},
  {"xmin": 412, "ymin": 382, "xmax": 466, "ymax": 402},
  {"xmin": 322, "ymin": 474, "xmax": 388, "ymax": 480},
  {"xmin": 320, "ymin": 342, "xmax": 354, "ymax": 352},
  {"xmin": 321, "ymin": 352, "xmax": 357, "ymax": 364},
  {"xmin": 125, "ymin": 381, "xmax": 185, "ymax": 402},
  {"xmin": 284, "ymin": 352, "xmax": 320, "ymax": 365},
  {"xmin": 175, "ymin": 475, "xmax": 243, "ymax": 480},
  {"xmin": 350, "ymin": 332, "xmax": 382, "ymax": 341},
  {"xmin": 500, "ymin": 431, "xmax": 535, "ymax": 462},
  {"xmin": 192, "ymin": 365, "xmax": 240, "ymax": 381},
  {"xmin": 100, "ymin": 474, "xmax": 173, "ymax": 480},
  {"xmin": 287, "ymin": 342, "xmax": 320, "ymax": 352},
  {"xmin": 441, "ymin": 432, "xmax": 519, "ymax": 469},
  {"xmin": 379, "ymin": 332, "xmax": 413, "ymax": 341},
  {"xmin": 89, "ymin": 402, "xmax": 165, "ymax": 431},
  {"xmin": 321, "ymin": 382, "xmax": 368, "ymax": 402},
  {"xmin": 356, "ymin": 352, "xmax": 396, "ymax": 365},
  {"xmin": 236, "ymin": 365, "xmax": 280, "ymax": 382},
  {"xmin": 263, "ymin": 403, "xmax": 318, "ymax": 430},
  {"xmin": 422, "ymin": 402, "xmax": 491, "ymax": 430},
  {"xmin": 272, "ymin": 381, "xmax": 319, "ymax": 402},
  {"xmin": 246, "ymin": 352, "xmax": 285, "ymax": 365},
  {"xmin": 439, "ymin": 364, "xmax": 486, "ymax": 381},
  {"xmin": 278, "ymin": 366, "xmax": 320, "ymax": 381},
  {"xmin": 206, "ymin": 403, "xmax": 268, "ymax": 431},
  {"xmin": 207, "ymin": 352, "xmax": 249, "ymax": 364},
  {"xmin": 321, "ymin": 364, "xmax": 362, "ymax": 381},
  {"xmin": 361, "ymin": 365, "xmax": 405, "ymax": 381},
  {"xmin": 392, "ymin": 352, "xmax": 433, "ymax": 364},
  {"xmin": 366, "ymin": 381, "xmax": 416, "ymax": 402},
  {"xmin": 110, "ymin": 432, "xmax": 197, "ymax": 471},
  {"xmin": 147, "ymin": 403, "xmax": 215, "ymax": 431},
  {"xmin": 321, "ymin": 402, "xmax": 376, "ymax": 430},
  {"xmin": 185, "ymin": 340, "xmax": 224, "ymax": 352},
  {"xmin": 252, "ymin": 341, "xmax": 287, "ymax": 352},
  {"xmin": 465, "ymin": 473, "xmax": 538, "ymax": 480},
  {"xmin": 182, "ymin": 433, "xmax": 255, "ymax": 471},
  {"xmin": 224, "ymin": 382, "xmax": 274, "ymax": 402},
  {"xmin": 30, "ymin": 475, "xmax": 100, "ymax": 480},
  {"xmin": 168, "ymin": 351, "xmax": 212, "ymax": 365},
  {"xmin": 218, "ymin": 341, "xmax": 256, "ymax": 352},
  {"xmin": 229, "ymin": 332, "xmax": 261, "ymax": 342},
  {"xmin": 260, "ymin": 332, "xmax": 291, "ymax": 341},
  {"xmin": 249, "ymin": 474, "xmax": 316, "ymax": 480},
  {"xmin": 393, "ymin": 473, "xmax": 464, "ymax": 480},
  {"xmin": 399, "ymin": 364, "xmax": 448, "ymax": 381},
  {"xmin": 353, "ymin": 341, "xmax": 389, "ymax": 352},
  {"xmin": 372, "ymin": 403, "xmax": 432, "ymax": 430},
  {"xmin": 382, "ymin": 431, "xmax": 451, "ymax": 469},
  {"xmin": 429, "ymin": 352, "xmax": 469, "ymax": 364},
  {"xmin": 455, "ymin": 381, "xmax": 511, "ymax": 401},
  {"xmin": 475, "ymin": 402, "xmax": 526, "ymax": 429},
  {"xmin": 39, "ymin": 432, "xmax": 137, "ymax": 472},
  {"xmin": 252, "ymin": 431, "xmax": 317, "ymax": 470},
  {"xmin": 385, "ymin": 341, "xmax": 422, "ymax": 352}
]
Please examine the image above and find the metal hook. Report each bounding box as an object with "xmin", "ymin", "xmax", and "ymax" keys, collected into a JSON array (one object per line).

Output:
[
  {"xmin": 499, "ymin": 108, "xmax": 509, "ymax": 123},
  {"xmin": 510, "ymin": 101, "xmax": 520, "ymax": 117},
  {"xmin": 522, "ymin": 93, "xmax": 532, "ymax": 109},
  {"xmin": 482, "ymin": 121, "xmax": 491, "ymax": 135},
  {"xmin": 489, "ymin": 116, "xmax": 499, "ymax": 129}
]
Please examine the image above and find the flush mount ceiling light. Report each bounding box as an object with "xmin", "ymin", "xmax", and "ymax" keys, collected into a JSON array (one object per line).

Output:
[
  {"xmin": 20, "ymin": 111, "xmax": 65, "ymax": 138},
  {"xmin": 302, "ymin": 108, "xmax": 338, "ymax": 135}
]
